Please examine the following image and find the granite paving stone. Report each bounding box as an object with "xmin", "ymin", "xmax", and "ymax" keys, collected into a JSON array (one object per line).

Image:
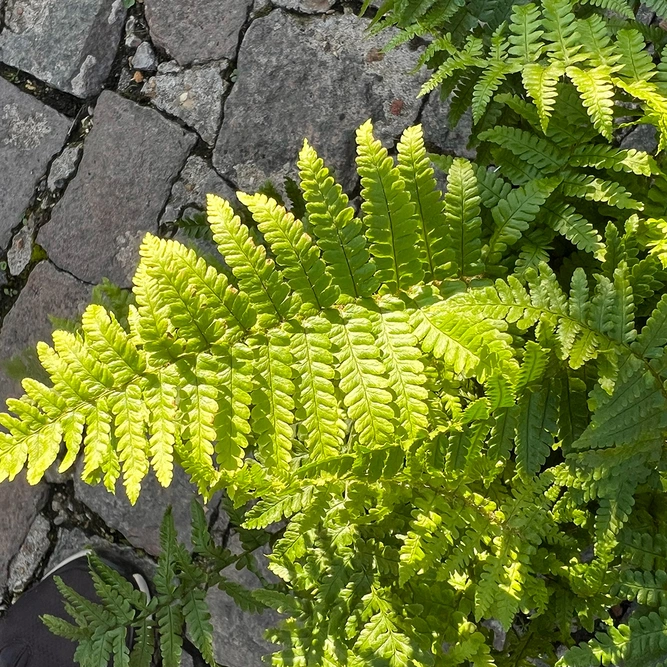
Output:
[
  {"xmin": 74, "ymin": 464, "xmax": 218, "ymax": 557},
  {"xmin": 213, "ymin": 10, "xmax": 426, "ymax": 192},
  {"xmin": 0, "ymin": 0, "xmax": 126, "ymax": 97},
  {"xmin": 46, "ymin": 144, "xmax": 82, "ymax": 192},
  {"xmin": 273, "ymin": 0, "xmax": 336, "ymax": 12},
  {"xmin": 144, "ymin": 0, "xmax": 252, "ymax": 66},
  {"xmin": 0, "ymin": 476, "xmax": 48, "ymax": 594},
  {"xmin": 0, "ymin": 260, "xmax": 92, "ymax": 407},
  {"xmin": 161, "ymin": 156, "xmax": 236, "ymax": 224},
  {"xmin": 0, "ymin": 78, "xmax": 70, "ymax": 252},
  {"xmin": 421, "ymin": 91, "xmax": 476, "ymax": 160},
  {"xmin": 142, "ymin": 63, "xmax": 227, "ymax": 145},
  {"xmin": 38, "ymin": 91, "xmax": 196, "ymax": 286},
  {"xmin": 6, "ymin": 219, "xmax": 34, "ymax": 276},
  {"xmin": 7, "ymin": 514, "xmax": 51, "ymax": 594},
  {"xmin": 208, "ymin": 534, "xmax": 281, "ymax": 667}
]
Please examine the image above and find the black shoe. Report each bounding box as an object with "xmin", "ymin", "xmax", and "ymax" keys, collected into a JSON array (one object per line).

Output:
[{"xmin": 0, "ymin": 550, "xmax": 150, "ymax": 667}]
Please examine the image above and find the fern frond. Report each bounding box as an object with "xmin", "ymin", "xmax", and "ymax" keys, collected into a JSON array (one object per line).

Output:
[
  {"xmin": 331, "ymin": 306, "xmax": 394, "ymax": 447},
  {"xmin": 486, "ymin": 178, "xmax": 560, "ymax": 265},
  {"xmin": 298, "ymin": 140, "xmax": 378, "ymax": 298},
  {"xmin": 375, "ymin": 297, "xmax": 428, "ymax": 442},
  {"xmin": 291, "ymin": 317, "xmax": 346, "ymax": 460},
  {"xmin": 508, "ymin": 3, "xmax": 544, "ymax": 63},
  {"xmin": 356, "ymin": 121, "xmax": 424, "ymax": 292},
  {"xmin": 566, "ymin": 65, "xmax": 615, "ymax": 140},
  {"xmin": 207, "ymin": 195, "xmax": 297, "ymax": 326},
  {"xmin": 250, "ymin": 331, "xmax": 295, "ymax": 474},
  {"xmin": 522, "ymin": 62, "xmax": 564, "ymax": 131},
  {"xmin": 542, "ymin": 0, "xmax": 585, "ymax": 67},
  {"xmin": 238, "ymin": 192, "xmax": 339, "ymax": 310},
  {"xmin": 396, "ymin": 125, "xmax": 448, "ymax": 281},
  {"xmin": 444, "ymin": 157, "xmax": 483, "ymax": 278}
]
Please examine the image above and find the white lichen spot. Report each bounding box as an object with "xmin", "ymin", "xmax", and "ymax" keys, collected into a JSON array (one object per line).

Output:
[
  {"xmin": 70, "ymin": 55, "xmax": 98, "ymax": 98},
  {"xmin": 1, "ymin": 104, "xmax": 52, "ymax": 150}
]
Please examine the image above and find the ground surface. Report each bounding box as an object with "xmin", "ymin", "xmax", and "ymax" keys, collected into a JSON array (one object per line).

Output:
[{"xmin": 0, "ymin": 0, "xmax": 504, "ymax": 665}]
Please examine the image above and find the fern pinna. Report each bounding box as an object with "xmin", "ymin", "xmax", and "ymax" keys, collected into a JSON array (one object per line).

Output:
[
  {"xmin": 363, "ymin": 0, "xmax": 667, "ymax": 150},
  {"xmin": 3, "ymin": 118, "xmax": 667, "ymax": 665}
]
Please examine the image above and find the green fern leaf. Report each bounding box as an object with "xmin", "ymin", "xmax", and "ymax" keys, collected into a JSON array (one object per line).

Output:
[
  {"xmin": 444, "ymin": 157, "xmax": 483, "ymax": 278},
  {"xmin": 479, "ymin": 126, "xmax": 567, "ymax": 173},
  {"xmin": 183, "ymin": 589, "xmax": 215, "ymax": 666},
  {"xmin": 213, "ymin": 343, "xmax": 254, "ymax": 473},
  {"xmin": 157, "ymin": 604, "xmax": 183, "ymax": 667},
  {"xmin": 331, "ymin": 306, "xmax": 394, "ymax": 446},
  {"xmin": 541, "ymin": 201, "xmax": 605, "ymax": 258},
  {"xmin": 486, "ymin": 178, "xmax": 560, "ymax": 265},
  {"xmin": 616, "ymin": 28, "xmax": 655, "ymax": 83},
  {"xmin": 250, "ymin": 331, "xmax": 295, "ymax": 473},
  {"xmin": 238, "ymin": 192, "xmax": 339, "ymax": 309},
  {"xmin": 396, "ymin": 124, "xmax": 448, "ymax": 281},
  {"xmin": 542, "ymin": 0, "xmax": 584, "ymax": 67},
  {"xmin": 508, "ymin": 3, "xmax": 544, "ymax": 63},
  {"xmin": 356, "ymin": 120, "xmax": 424, "ymax": 292},
  {"xmin": 290, "ymin": 316, "xmax": 346, "ymax": 460},
  {"xmin": 298, "ymin": 139, "xmax": 378, "ymax": 298},
  {"xmin": 515, "ymin": 381, "xmax": 558, "ymax": 477},
  {"xmin": 207, "ymin": 195, "xmax": 297, "ymax": 326},
  {"xmin": 566, "ymin": 66, "xmax": 615, "ymax": 139},
  {"xmin": 522, "ymin": 62, "xmax": 564, "ymax": 131},
  {"xmin": 375, "ymin": 297, "xmax": 428, "ymax": 442}
]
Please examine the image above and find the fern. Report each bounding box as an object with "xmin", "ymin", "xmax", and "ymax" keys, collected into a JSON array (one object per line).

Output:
[
  {"xmin": 5, "ymin": 116, "xmax": 667, "ymax": 666},
  {"xmin": 370, "ymin": 0, "xmax": 667, "ymax": 145}
]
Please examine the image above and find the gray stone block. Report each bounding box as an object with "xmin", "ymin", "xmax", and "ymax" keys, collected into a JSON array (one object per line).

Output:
[
  {"xmin": 0, "ymin": 78, "xmax": 70, "ymax": 251},
  {"xmin": 38, "ymin": 91, "xmax": 196, "ymax": 286},
  {"xmin": 0, "ymin": 0, "xmax": 126, "ymax": 97},
  {"xmin": 142, "ymin": 63, "xmax": 228, "ymax": 145},
  {"xmin": 213, "ymin": 10, "xmax": 425, "ymax": 193},
  {"xmin": 0, "ymin": 476, "xmax": 48, "ymax": 594},
  {"xmin": 273, "ymin": 0, "xmax": 335, "ymax": 12},
  {"xmin": 74, "ymin": 464, "xmax": 218, "ymax": 557},
  {"xmin": 161, "ymin": 156, "xmax": 236, "ymax": 225},
  {"xmin": 144, "ymin": 0, "xmax": 252, "ymax": 66},
  {"xmin": 421, "ymin": 91, "xmax": 476, "ymax": 160},
  {"xmin": 7, "ymin": 514, "xmax": 51, "ymax": 594},
  {"xmin": 209, "ymin": 534, "xmax": 280, "ymax": 667},
  {"xmin": 0, "ymin": 261, "xmax": 91, "ymax": 407}
]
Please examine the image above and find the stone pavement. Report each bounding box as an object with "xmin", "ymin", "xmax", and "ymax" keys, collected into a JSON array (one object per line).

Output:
[{"xmin": 0, "ymin": 1, "xmax": 469, "ymax": 665}]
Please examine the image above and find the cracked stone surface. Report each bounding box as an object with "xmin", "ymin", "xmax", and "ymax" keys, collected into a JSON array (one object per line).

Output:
[
  {"xmin": 421, "ymin": 91, "xmax": 476, "ymax": 160},
  {"xmin": 38, "ymin": 91, "xmax": 195, "ymax": 285},
  {"xmin": 144, "ymin": 0, "xmax": 252, "ymax": 66},
  {"xmin": 620, "ymin": 124, "xmax": 658, "ymax": 154},
  {"xmin": 142, "ymin": 62, "xmax": 227, "ymax": 145},
  {"xmin": 0, "ymin": 261, "xmax": 91, "ymax": 406},
  {"xmin": 0, "ymin": 0, "xmax": 126, "ymax": 97},
  {"xmin": 0, "ymin": 78, "xmax": 70, "ymax": 252},
  {"xmin": 213, "ymin": 10, "xmax": 426, "ymax": 192},
  {"xmin": 161, "ymin": 156, "xmax": 236, "ymax": 224},
  {"xmin": 0, "ymin": 477, "xmax": 48, "ymax": 594},
  {"xmin": 74, "ymin": 465, "xmax": 218, "ymax": 557},
  {"xmin": 47, "ymin": 526, "xmax": 157, "ymax": 580}
]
